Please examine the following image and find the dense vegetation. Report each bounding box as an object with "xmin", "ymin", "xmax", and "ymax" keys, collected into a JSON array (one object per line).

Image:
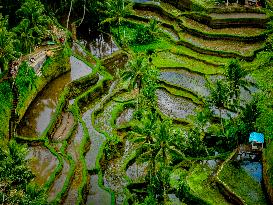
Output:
[{"xmin": 1, "ymin": 0, "xmax": 273, "ymax": 204}]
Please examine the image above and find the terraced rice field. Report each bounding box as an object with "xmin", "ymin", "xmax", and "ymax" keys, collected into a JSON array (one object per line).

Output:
[
  {"xmin": 209, "ymin": 12, "xmax": 267, "ymax": 19},
  {"xmin": 182, "ymin": 32, "xmax": 264, "ymax": 56},
  {"xmin": 181, "ymin": 17, "xmax": 265, "ymax": 36},
  {"xmin": 17, "ymin": 1, "xmax": 270, "ymax": 204}
]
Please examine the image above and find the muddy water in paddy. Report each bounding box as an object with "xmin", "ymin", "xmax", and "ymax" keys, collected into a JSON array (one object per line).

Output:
[
  {"xmin": 63, "ymin": 124, "xmax": 84, "ymax": 205},
  {"xmin": 83, "ymin": 108, "xmax": 105, "ymax": 171},
  {"xmin": 26, "ymin": 146, "xmax": 58, "ymax": 186},
  {"xmin": 126, "ymin": 161, "xmax": 148, "ymax": 183},
  {"xmin": 86, "ymin": 174, "xmax": 112, "ymax": 205},
  {"xmin": 48, "ymin": 159, "xmax": 70, "ymax": 202},
  {"xmin": 84, "ymin": 80, "xmax": 119, "ymax": 170},
  {"xmin": 104, "ymin": 140, "xmax": 138, "ymax": 205},
  {"xmin": 18, "ymin": 56, "xmax": 92, "ymax": 138},
  {"xmin": 156, "ymin": 88, "xmax": 198, "ymax": 120},
  {"xmin": 159, "ymin": 69, "xmax": 210, "ymax": 97}
]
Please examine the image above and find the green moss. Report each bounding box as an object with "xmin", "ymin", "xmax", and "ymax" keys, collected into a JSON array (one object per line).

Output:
[
  {"xmin": 131, "ymin": 38, "xmax": 173, "ymax": 53},
  {"xmin": 187, "ymin": 163, "xmax": 230, "ymax": 205},
  {"xmin": 219, "ymin": 161, "xmax": 267, "ymax": 205},
  {"xmin": 263, "ymin": 142, "xmax": 273, "ymax": 191}
]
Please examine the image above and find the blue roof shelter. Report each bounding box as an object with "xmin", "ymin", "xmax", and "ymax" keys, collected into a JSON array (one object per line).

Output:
[{"xmin": 249, "ymin": 132, "xmax": 264, "ymax": 150}]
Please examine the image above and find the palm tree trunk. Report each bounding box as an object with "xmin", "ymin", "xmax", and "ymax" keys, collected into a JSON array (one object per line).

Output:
[
  {"xmin": 79, "ymin": 0, "xmax": 86, "ymax": 26},
  {"xmin": 66, "ymin": 0, "xmax": 73, "ymax": 29},
  {"xmin": 219, "ymin": 108, "xmax": 224, "ymax": 132}
]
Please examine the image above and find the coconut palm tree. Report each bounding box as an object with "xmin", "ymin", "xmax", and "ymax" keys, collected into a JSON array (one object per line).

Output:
[
  {"xmin": 103, "ymin": 0, "xmax": 132, "ymax": 39},
  {"xmin": 0, "ymin": 17, "xmax": 18, "ymax": 72},
  {"xmin": 209, "ymin": 80, "xmax": 229, "ymax": 131},
  {"xmin": 121, "ymin": 54, "xmax": 148, "ymax": 91},
  {"xmin": 225, "ymin": 59, "xmax": 250, "ymax": 101},
  {"xmin": 129, "ymin": 116, "xmax": 184, "ymax": 199},
  {"xmin": 14, "ymin": 0, "xmax": 52, "ymax": 53},
  {"xmin": 13, "ymin": 19, "xmax": 36, "ymax": 53}
]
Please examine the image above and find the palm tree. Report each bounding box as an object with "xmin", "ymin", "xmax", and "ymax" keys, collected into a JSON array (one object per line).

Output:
[
  {"xmin": 0, "ymin": 17, "xmax": 18, "ymax": 72},
  {"xmin": 130, "ymin": 117, "xmax": 184, "ymax": 202},
  {"xmin": 121, "ymin": 55, "xmax": 148, "ymax": 91},
  {"xmin": 14, "ymin": 0, "xmax": 52, "ymax": 53},
  {"xmin": 146, "ymin": 48, "xmax": 156, "ymax": 63},
  {"xmin": 13, "ymin": 19, "xmax": 36, "ymax": 53},
  {"xmin": 225, "ymin": 59, "xmax": 250, "ymax": 102},
  {"xmin": 0, "ymin": 140, "xmax": 46, "ymax": 204},
  {"xmin": 209, "ymin": 80, "xmax": 229, "ymax": 131},
  {"xmin": 103, "ymin": 0, "xmax": 132, "ymax": 40}
]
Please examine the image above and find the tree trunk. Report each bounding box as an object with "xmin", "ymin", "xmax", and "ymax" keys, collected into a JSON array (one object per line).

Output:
[
  {"xmin": 79, "ymin": 0, "xmax": 86, "ymax": 26},
  {"xmin": 66, "ymin": 0, "xmax": 73, "ymax": 29},
  {"xmin": 219, "ymin": 108, "xmax": 224, "ymax": 132}
]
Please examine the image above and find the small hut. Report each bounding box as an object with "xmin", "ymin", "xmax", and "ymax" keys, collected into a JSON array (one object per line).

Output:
[{"xmin": 249, "ymin": 132, "xmax": 264, "ymax": 150}]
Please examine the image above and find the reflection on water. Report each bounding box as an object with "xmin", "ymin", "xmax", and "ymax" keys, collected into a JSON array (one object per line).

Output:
[
  {"xmin": 86, "ymin": 175, "xmax": 112, "ymax": 205},
  {"xmin": 18, "ymin": 57, "xmax": 92, "ymax": 138},
  {"xmin": 156, "ymin": 88, "xmax": 197, "ymax": 120},
  {"xmin": 78, "ymin": 31, "xmax": 118, "ymax": 58},
  {"xmin": 18, "ymin": 72, "xmax": 71, "ymax": 137},
  {"xmin": 48, "ymin": 159, "xmax": 70, "ymax": 202},
  {"xmin": 26, "ymin": 146, "xmax": 58, "ymax": 186},
  {"xmin": 241, "ymin": 161, "xmax": 263, "ymax": 183},
  {"xmin": 160, "ymin": 69, "xmax": 210, "ymax": 97}
]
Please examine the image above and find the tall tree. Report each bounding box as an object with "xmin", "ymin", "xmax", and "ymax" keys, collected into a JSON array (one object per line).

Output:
[
  {"xmin": 14, "ymin": 0, "xmax": 51, "ymax": 53},
  {"xmin": 0, "ymin": 140, "xmax": 47, "ymax": 204},
  {"xmin": 209, "ymin": 80, "xmax": 229, "ymax": 131},
  {"xmin": 225, "ymin": 59, "xmax": 249, "ymax": 102},
  {"xmin": 103, "ymin": 0, "xmax": 132, "ymax": 39},
  {"xmin": 121, "ymin": 54, "xmax": 148, "ymax": 91},
  {"xmin": 0, "ymin": 17, "xmax": 18, "ymax": 72}
]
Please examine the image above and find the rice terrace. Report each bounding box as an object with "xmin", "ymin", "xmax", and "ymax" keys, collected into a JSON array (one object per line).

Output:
[{"xmin": 1, "ymin": 0, "xmax": 273, "ymax": 204}]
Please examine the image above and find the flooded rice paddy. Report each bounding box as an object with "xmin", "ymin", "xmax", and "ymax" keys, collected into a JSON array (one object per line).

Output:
[{"xmin": 18, "ymin": 56, "xmax": 92, "ymax": 138}]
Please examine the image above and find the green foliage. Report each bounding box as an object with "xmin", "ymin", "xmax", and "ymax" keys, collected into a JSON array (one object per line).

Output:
[
  {"xmin": 103, "ymin": 134, "xmax": 123, "ymax": 161},
  {"xmin": 0, "ymin": 140, "xmax": 46, "ymax": 204},
  {"xmin": 264, "ymin": 141, "xmax": 273, "ymax": 188},
  {"xmin": 0, "ymin": 16, "xmax": 19, "ymax": 71},
  {"xmin": 140, "ymin": 65, "xmax": 159, "ymax": 107},
  {"xmin": 219, "ymin": 161, "xmax": 267, "ymax": 205},
  {"xmin": 224, "ymin": 59, "xmax": 249, "ymax": 104},
  {"xmin": 0, "ymin": 81, "xmax": 13, "ymax": 138},
  {"xmin": 134, "ymin": 25, "xmax": 155, "ymax": 45},
  {"xmin": 103, "ymin": 0, "xmax": 132, "ymax": 40},
  {"xmin": 13, "ymin": 0, "xmax": 52, "ymax": 53},
  {"xmin": 208, "ymin": 80, "xmax": 229, "ymax": 120},
  {"xmin": 15, "ymin": 62, "xmax": 38, "ymax": 108},
  {"xmin": 122, "ymin": 54, "xmax": 148, "ymax": 90},
  {"xmin": 184, "ymin": 129, "xmax": 208, "ymax": 157}
]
